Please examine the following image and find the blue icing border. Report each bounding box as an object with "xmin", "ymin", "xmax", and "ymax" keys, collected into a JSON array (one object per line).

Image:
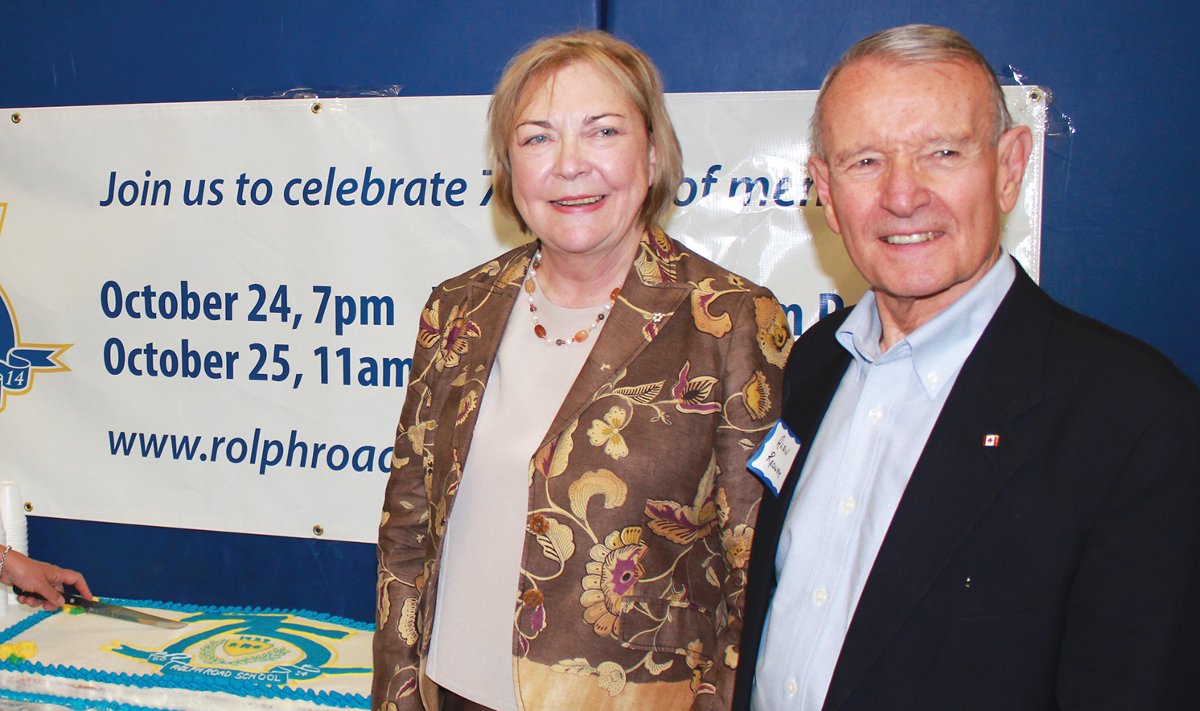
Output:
[
  {"xmin": 0, "ymin": 685, "xmax": 176, "ymax": 711},
  {"xmin": 0, "ymin": 599, "xmax": 370, "ymax": 709}
]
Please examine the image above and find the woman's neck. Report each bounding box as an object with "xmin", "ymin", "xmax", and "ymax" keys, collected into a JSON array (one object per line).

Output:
[{"xmin": 533, "ymin": 234, "xmax": 641, "ymax": 307}]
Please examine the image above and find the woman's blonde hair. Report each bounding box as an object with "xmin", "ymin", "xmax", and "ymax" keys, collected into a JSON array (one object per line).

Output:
[{"xmin": 487, "ymin": 30, "xmax": 683, "ymax": 234}]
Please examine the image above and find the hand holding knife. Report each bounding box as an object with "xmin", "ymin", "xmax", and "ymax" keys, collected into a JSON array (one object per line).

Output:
[
  {"xmin": 13, "ymin": 586, "xmax": 186, "ymax": 629},
  {"xmin": 0, "ymin": 548, "xmax": 92, "ymax": 612}
]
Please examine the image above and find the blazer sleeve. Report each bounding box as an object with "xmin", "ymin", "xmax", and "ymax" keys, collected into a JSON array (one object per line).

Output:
[
  {"xmin": 1056, "ymin": 385, "xmax": 1200, "ymax": 708},
  {"xmin": 372, "ymin": 290, "xmax": 443, "ymax": 711}
]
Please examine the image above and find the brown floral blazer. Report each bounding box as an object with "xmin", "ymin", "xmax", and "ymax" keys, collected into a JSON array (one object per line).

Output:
[{"xmin": 374, "ymin": 230, "xmax": 790, "ymax": 710}]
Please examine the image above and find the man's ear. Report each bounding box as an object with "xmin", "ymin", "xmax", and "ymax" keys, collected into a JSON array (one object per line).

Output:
[
  {"xmin": 996, "ymin": 125, "xmax": 1033, "ymax": 214},
  {"xmin": 808, "ymin": 156, "xmax": 841, "ymax": 234}
]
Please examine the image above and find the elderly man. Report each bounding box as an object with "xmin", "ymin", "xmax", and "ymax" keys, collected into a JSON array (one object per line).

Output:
[{"xmin": 735, "ymin": 24, "xmax": 1199, "ymax": 710}]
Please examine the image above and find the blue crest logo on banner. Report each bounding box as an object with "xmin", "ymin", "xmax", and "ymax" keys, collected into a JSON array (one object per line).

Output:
[{"xmin": 0, "ymin": 205, "xmax": 71, "ymax": 413}]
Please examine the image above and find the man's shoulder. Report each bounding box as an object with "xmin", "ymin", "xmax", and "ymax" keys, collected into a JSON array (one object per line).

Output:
[
  {"xmin": 782, "ymin": 306, "xmax": 853, "ymax": 388},
  {"xmin": 800, "ymin": 306, "xmax": 853, "ymax": 340},
  {"xmin": 791, "ymin": 306, "xmax": 853, "ymax": 356},
  {"xmin": 1051, "ymin": 307, "xmax": 1195, "ymax": 404},
  {"xmin": 1006, "ymin": 275, "xmax": 1196, "ymax": 394},
  {"xmin": 984, "ymin": 275, "xmax": 1200, "ymax": 405}
]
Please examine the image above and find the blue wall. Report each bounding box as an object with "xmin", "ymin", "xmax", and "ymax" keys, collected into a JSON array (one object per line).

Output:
[{"xmin": 4, "ymin": 1, "xmax": 1196, "ymax": 621}]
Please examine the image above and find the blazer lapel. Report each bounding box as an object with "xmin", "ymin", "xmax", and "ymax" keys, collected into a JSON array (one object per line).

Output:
[
  {"xmin": 824, "ymin": 266, "xmax": 1050, "ymax": 708},
  {"xmin": 445, "ymin": 248, "xmax": 530, "ymax": 469}
]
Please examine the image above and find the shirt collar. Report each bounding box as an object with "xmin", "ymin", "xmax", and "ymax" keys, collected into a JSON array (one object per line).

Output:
[{"xmin": 836, "ymin": 253, "xmax": 1017, "ymax": 397}]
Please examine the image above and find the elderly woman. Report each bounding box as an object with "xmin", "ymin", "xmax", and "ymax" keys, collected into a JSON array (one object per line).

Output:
[{"xmin": 374, "ymin": 30, "xmax": 791, "ymax": 711}]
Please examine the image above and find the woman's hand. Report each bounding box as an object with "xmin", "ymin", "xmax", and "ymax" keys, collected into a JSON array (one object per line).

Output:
[{"xmin": 1, "ymin": 549, "xmax": 92, "ymax": 611}]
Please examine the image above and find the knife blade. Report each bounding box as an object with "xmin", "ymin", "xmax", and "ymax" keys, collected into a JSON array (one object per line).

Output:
[{"xmin": 13, "ymin": 587, "xmax": 186, "ymax": 629}]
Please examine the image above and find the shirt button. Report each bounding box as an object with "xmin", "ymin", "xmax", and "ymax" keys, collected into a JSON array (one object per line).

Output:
[
  {"xmin": 868, "ymin": 405, "xmax": 884, "ymax": 421},
  {"xmin": 785, "ymin": 679, "xmax": 798, "ymax": 696},
  {"xmin": 840, "ymin": 497, "xmax": 856, "ymax": 514},
  {"xmin": 813, "ymin": 588, "xmax": 828, "ymax": 605},
  {"xmin": 926, "ymin": 371, "xmax": 940, "ymax": 385}
]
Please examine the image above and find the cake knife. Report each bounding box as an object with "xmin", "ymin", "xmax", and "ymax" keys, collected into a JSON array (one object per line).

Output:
[{"xmin": 12, "ymin": 587, "xmax": 187, "ymax": 629}]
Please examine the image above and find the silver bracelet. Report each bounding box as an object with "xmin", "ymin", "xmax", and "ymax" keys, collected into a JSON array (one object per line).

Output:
[{"xmin": 0, "ymin": 545, "xmax": 11, "ymax": 582}]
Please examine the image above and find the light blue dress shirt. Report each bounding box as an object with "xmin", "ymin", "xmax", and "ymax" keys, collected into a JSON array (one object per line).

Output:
[{"xmin": 752, "ymin": 255, "xmax": 1016, "ymax": 710}]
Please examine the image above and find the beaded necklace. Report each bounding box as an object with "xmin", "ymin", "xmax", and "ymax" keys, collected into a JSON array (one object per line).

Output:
[{"xmin": 523, "ymin": 249, "xmax": 620, "ymax": 346}]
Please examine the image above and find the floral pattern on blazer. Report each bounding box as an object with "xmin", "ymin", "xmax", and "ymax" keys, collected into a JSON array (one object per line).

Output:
[{"xmin": 374, "ymin": 230, "xmax": 790, "ymax": 710}]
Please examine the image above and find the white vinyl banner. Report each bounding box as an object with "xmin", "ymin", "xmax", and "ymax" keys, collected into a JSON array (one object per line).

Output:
[{"xmin": 0, "ymin": 88, "xmax": 1044, "ymax": 543}]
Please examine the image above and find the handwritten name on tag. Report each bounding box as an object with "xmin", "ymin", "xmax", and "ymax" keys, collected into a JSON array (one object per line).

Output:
[{"xmin": 748, "ymin": 420, "xmax": 801, "ymax": 496}]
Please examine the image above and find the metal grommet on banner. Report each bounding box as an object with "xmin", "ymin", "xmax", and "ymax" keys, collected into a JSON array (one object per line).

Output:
[
  {"xmin": 1028, "ymin": 89, "xmax": 1042, "ymax": 103},
  {"xmin": 312, "ymin": 524, "xmax": 324, "ymax": 537},
  {"xmin": 310, "ymin": 102, "xmax": 322, "ymax": 115},
  {"xmin": 10, "ymin": 113, "xmax": 20, "ymax": 124},
  {"xmin": 22, "ymin": 502, "xmax": 32, "ymax": 513}
]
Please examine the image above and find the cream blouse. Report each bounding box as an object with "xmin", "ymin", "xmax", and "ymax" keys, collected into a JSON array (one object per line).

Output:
[{"xmin": 426, "ymin": 288, "xmax": 603, "ymax": 709}]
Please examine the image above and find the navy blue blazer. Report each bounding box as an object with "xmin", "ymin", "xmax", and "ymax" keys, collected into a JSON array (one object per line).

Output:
[{"xmin": 734, "ymin": 262, "xmax": 1200, "ymax": 710}]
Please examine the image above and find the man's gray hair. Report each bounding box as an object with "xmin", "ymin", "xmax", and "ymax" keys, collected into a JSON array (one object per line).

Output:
[{"xmin": 809, "ymin": 24, "xmax": 1013, "ymax": 159}]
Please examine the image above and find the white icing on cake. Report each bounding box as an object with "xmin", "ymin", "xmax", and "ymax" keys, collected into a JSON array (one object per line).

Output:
[{"xmin": 0, "ymin": 599, "xmax": 371, "ymax": 710}]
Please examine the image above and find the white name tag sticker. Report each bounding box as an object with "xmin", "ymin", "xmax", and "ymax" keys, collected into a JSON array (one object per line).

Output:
[{"xmin": 747, "ymin": 419, "xmax": 802, "ymax": 496}]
